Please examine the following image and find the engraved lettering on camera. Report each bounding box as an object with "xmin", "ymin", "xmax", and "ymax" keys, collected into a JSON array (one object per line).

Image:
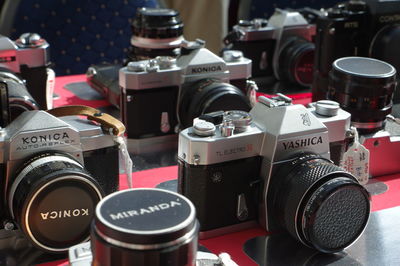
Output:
[
  {"xmin": 282, "ymin": 136, "xmax": 323, "ymax": 150},
  {"xmin": 40, "ymin": 208, "xmax": 90, "ymax": 220},
  {"xmin": 110, "ymin": 200, "xmax": 182, "ymax": 220}
]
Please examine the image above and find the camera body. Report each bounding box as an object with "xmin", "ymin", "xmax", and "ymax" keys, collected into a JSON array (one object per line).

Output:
[
  {"xmin": 223, "ymin": 9, "xmax": 317, "ymax": 87},
  {"xmin": 119, "ymin": 41, "xmax": 252, "ymax": 141},
  {"xmin": 0, "ymin": 110, "xmax": 120, "ymax": 252},
  {"xmin": 0, "ymin": 33, "xmax": 54, "ymax": 110},
  {"xmin": 312, "ymin": 0, "xmax": 400, "ymax": 101},
  {"xmin": 178, "ymin": 95, "xmax": 370, "ymax": 253}
]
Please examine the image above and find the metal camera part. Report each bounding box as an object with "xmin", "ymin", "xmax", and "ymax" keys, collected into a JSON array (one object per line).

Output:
[
  {"xmin": 0, "ymin": 70, "xmax": 39, "ymax": 124},
  {"xmin": 129, "ymin": 8, "xmax": 184, "ymax": 61},
  {"xmin": 178, "ymin": 95, "xmax": 369, "ymax": 253},
  {"xmin": 119, "ymin": 40, "xmax": 252, "ymax": 153},
  {"xmin": 0, "ymin": 110, "xmax": 120, "ymax": 253},
  {"xmin": 224, "ymin": 9, "xmax": 316, "ymax": 86},
  {"xmin": 69, "ymin": 242, "xmax": 239, "ymax": 266},
  {"xmin": 0, "ymin": 33, "xmax": 53, "ymax": 109}
]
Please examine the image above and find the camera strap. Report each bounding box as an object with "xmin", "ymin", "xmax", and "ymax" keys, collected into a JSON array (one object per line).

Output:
[
  {"xmin": 47, "ymin": 105, "xmax": 133, "ymax": 188},
  {"xmin": 47, "ymin": 105, "xmax": 125, "ymax": 136}
]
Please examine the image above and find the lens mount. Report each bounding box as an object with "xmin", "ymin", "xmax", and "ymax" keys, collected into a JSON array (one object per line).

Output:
[{"xmin": 8, "ymin": 153, "xmax": 104, "ymax": 252}]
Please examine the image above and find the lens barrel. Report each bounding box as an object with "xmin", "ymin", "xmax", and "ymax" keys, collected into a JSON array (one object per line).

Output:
[
  {"xmin": 328, "ymin": 57, "xmax": 397, "ymax": 133},
  {"xmin": 271, "ymin": 154, "xmax": 370, "ymax": 253},
  {"xmin": 179, "ymin": 79, "xmax": 251, "ymax": 128},
  {"xmin": 278, "ymin": 38, "xmax": 315, "ymax": 87},
  {"xmin": 8, "ymin": 153, "xmax": 104, "ymax": 253},
  {"xmin": 92, "ymin": 188, "xmax": 199, "ymax": 266},
  {"xmin": 129, "ymin": 8, "xmax": 184, "ymax": 61}
]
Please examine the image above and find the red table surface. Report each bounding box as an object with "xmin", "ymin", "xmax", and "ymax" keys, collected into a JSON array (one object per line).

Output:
[{"xmin": 36, "ymin": 75, "xmax": 400, "ymax": 266}]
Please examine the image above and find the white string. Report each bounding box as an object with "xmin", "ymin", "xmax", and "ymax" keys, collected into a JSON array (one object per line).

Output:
[{"xmin": 115, "ymin": 136, "xmax": 133, "ymax": 188}]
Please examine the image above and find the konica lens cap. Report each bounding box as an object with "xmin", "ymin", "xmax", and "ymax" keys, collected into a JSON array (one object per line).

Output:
[{"xmin": 94, "ymin": 188, "xmax": 198, "ymax": 248}]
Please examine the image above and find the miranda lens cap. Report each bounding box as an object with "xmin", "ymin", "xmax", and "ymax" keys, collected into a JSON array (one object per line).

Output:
[{"xmin": 94, "ymin": 188, "xmax": 198, "ymax": 249}]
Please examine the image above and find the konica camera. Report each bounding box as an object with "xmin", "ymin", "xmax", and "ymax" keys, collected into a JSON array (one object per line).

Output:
[
  {"xmin": 120, "ymin": 40, "xmax": 253, "ymax": 141},
  {"xmin": 223, "ymin": 8, "xmax": 319, "ymax": 87},
  {"xmin": 87, "ymin": 7, "xmax": 185, "ymax": 107},
  {"xmin": 178, "ymin": 95, "xmax": 371, "ymax": 253},
  {"xmin": 68, "ymin": 188, "xmax": 238, "ymax": 266},
  {"xmin": 0, "ymin": 33, "xmax": 55, "ymax": 110},
  {"xmin": 0, "ymin": 108, "xmax": 122, "ymax": 253},
  {"xmin": 312, "ymin": 0, "xmax": 400, "ymax": 102}
]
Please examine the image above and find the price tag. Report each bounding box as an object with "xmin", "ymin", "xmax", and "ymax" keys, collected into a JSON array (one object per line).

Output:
[{"xmin": 340, "ymin": 127, "xmax": 370, "ymax": 185}]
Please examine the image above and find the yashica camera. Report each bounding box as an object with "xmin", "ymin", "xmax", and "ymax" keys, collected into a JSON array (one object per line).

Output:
[
  {"xmin": 223, "ymin": 8, "xmax": 318, "ymax": 87},
  {"xmin": 312, "ymin": 0, "xmax": 400, "ymax": 102},
  {"xmin": 119, "ymin": 40, "xmax": 253, "ymax": 141},
  {"xmin": 0, "ymin": 33, "xmax": 55, "ymax": 110},
  {"xmin": 178, "ymin": 94, "xmax": 370, "ymax": 253},
  {"xmin": 0, "ymin": 108, "xmax": 121, "ymax": 253}
]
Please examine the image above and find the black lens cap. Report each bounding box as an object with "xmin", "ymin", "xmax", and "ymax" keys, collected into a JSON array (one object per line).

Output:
[
  {"xmin": 21, "ymin": 176, "xmax": 103, "ymax": 252},
  {"xmin": 94, "ymin": 188, "xmax": 197, "ymax": 248}
]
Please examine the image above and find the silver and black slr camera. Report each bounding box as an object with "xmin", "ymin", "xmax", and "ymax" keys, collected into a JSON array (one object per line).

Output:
[
  {"xmin": 0, "ymin": 107, "xmax": 122, "ymax": 253},
  {"xmin": 223, "ymin": 9, "xmax": 319, "ymax": 87},
  {"xmin": 0, "ymin": 33, "xmax": 54, "ymax": 110},
  {"xmin": 120, "ymin": 40, "xmax": 253, "ymax": 142},
  {"xmin": 178, "ymin": 95, "xmax": 371, "ymax": 253}
]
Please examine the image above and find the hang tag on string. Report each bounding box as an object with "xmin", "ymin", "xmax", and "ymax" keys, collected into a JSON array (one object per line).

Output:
[
  {"xmin": 340, "ymin": 127, "xmax": 370, "ymax": 185},
  {"xmin": 115, "ymin": 135, "xmax": 133, "ymax": 188}
]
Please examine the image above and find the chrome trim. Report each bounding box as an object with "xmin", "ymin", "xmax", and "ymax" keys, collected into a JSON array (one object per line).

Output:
[{"xmin": 352, "ymin": 121, "xmax": 384, "ymax": 129}]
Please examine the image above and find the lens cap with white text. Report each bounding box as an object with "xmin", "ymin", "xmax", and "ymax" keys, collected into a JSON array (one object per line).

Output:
[{"xmin": 94, "ymin": 188, "xmax": 197, "ymax": 247}]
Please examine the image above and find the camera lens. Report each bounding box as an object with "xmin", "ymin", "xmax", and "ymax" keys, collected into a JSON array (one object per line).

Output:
[
  {"xmin": 328, "ymin": 57, "xmax": 397, "ymax": 133},
  {"xmin": 8, "ymin": 153, "xmax": 104, "ymax": 253},
  {"xmin": 278, "ymin": 38, "xmax": 315, "ymax": 87},
  {"xmin": 0, "ymin": 70, "xmax": 39, "ymax": 121},
  {"xmin": 92, "ymin": 188, "xmax": 199, "ymax": 266},
  {"xmin": 179, "ymin": 79, "xmax": 251, "ymax": 128},
  {"xmin": 129, "ymin": 8, "xmax": 184, "ymax": 61},
  {"xmin": 270, "ymin": 154, "xmax": 370, "ymax": 253}
]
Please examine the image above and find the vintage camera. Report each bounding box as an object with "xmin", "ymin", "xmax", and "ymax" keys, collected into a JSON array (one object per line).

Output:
[
  {"xmin": 223, "ymin": 8, "xmax": 319, "ymax": 87},
  {"xmin": 68, "ymin": 188, "xmax": 238, "ymax": 266},
  {"xmin": 0, "ymin": 70, "xmax": 40, "ymax": 126},
  {"xmin": 312, "ymin": 0, "xmax": 400, "ymax": 102},
  {"xmin": 87, "ymin": 7, "xmax": 185, "ymax": 108},
  {"xmin": 120, "ymin": 40, "xmax": 252, "ymax": 141},
  {"xmin": 0, "ymin": 33, "xmax": 55, "ymax": 110},
  {"xmin": 0, "ymin": 108, "xmax": 121, "ymax": 253},
  {"xmin": 178, "ymin": 95, "xmax": 370, "ymax": 253},
  {"xmin": 327, "ymin": 56, "xmax": 400, "ymax": 177}
]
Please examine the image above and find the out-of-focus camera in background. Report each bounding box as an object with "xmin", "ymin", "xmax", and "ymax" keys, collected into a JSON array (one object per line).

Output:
[
  {"xmin": 86, "ymin": 7, "xmax": 185, "ymax": 108},
  {"xmin": 223, "ymin": 8, "xmax": 320, "ymax": 88},
  {"xmin": 312, "ymin": 0, "xmax": 400, "ymax": 102},
  {"xmin": 0, "ymin": 33, "xmax": 54, "ymax": 110},
  {"xmin": 178, "ymin": 94, "xmax": 370, "ymax": 253}
]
